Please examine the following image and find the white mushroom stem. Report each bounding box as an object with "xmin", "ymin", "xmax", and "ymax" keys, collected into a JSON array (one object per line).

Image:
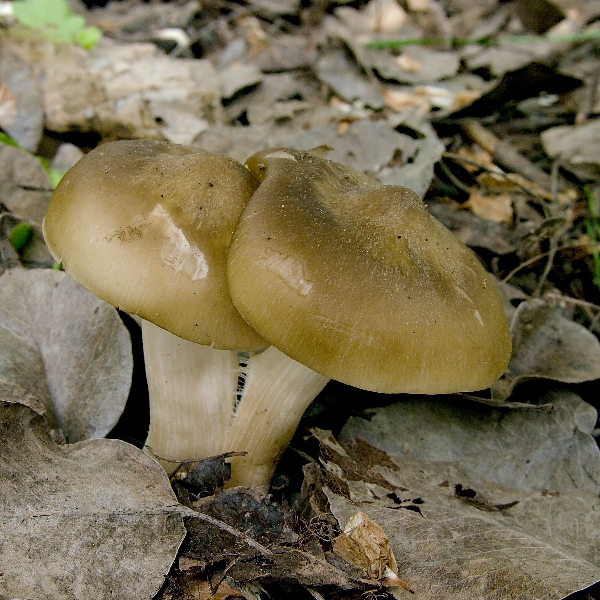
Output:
[
  {"xmin": 224, "ymin": 346, "xmax": 329, "ymax": 488},
  {"xmin": 142, "ymin": 321, "xmax": 328, "ymax": 486},
  {"xmin": 142, "ymin": 319, "xmax": 238, "ymax": 474}
]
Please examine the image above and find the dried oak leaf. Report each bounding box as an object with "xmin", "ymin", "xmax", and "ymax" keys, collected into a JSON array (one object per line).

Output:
[
  {"xmin": 317, "ymin": 427, "xmax": 600, "ymax": 599},
  {"xmin": 339, "ymin": 389, "xmax": 600, "ymax": 496},
  {"xmin": 493, "ymin": 298, "xmax": 600, "ymax": 399},
  {"xmin": 0, "ymin": 402, "xmax": 187, "ymax": 599},
  {"xmin": 0, "ymin": 268, "xmax": 132, "ymax": 442}
]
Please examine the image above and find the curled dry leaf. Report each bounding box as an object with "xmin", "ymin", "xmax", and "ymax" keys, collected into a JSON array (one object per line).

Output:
[
  {"xmin": 493, "ymin": 298, "xmax": 600, "ymax": 399},
  {"xmin": 0, "ymin": 402, "xmax": 187, "ymax": 599},
  {"xmin": 333, "ymin": 511, "xmax": 412, "ymax": 591},
  {"xmin": 0, "ymin": 268, "xmax": 132, "ymax": 442}
]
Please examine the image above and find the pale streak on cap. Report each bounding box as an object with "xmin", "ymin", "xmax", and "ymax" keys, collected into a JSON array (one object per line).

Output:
[
  {"xmin": 43, "ymin": 139, "xmax": 266, "ymax": 351},
  {"xmin": 228, "ymin": 148, "xmax": 512, "ymax": 393}
]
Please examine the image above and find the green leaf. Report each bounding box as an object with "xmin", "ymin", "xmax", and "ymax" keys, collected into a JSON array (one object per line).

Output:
[
  {"xmin": 74, "ymin": 26, "xmax": 103, "ymax": 50},
  {"xmin": 0, "ymin": 133, "xmax": 20, "ymax": 148},
  {"xmin": 47, "ymin": 168, "xmax": 67, "ymax": 189},
  {"xmin": 8, "ymin": 223, "xmax": 33, "ymax": 252},
  {"xmin": 12, "ymin": 0, "xmax": 102, "ymax": 49},
  {"xmin": 13, "ymin": 0, "xmax": 71, "ymax": 28},
  {"xmin": 55, "ymin": 14, "xmax": 87, "ymax": 41}
]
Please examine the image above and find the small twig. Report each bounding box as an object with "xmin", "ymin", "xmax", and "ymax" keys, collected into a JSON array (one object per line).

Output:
[
  {"xmin": 532, "ymin": 226, "xmax": 568, "ymax": 297},
  {"xmin": 544, "ymin": 293, "xmax": 600, "ymax": 311},
  {"xmin": 443, "ymin": 152, "xmax": 552, "ymax": 205},
  {"xmin": 458, "ymin": 393, "xmax": 554, "ymax": 411},
  {"xmin": 188, "ymin": 511, "xmax": 273, "ymax": 557},
  {"xmin": 289, "ymin": 445, "xmax": 318, "ymax": 464},
  {"xmin": 576, "ymin": 66, "xmax": 600, "ymax": 123},
  {"xmin": 462, "ymin": 120, "xmax": 553, "ymax": 191},
  {"xmin": 550, "ymin": 158, "xmax": 562, "ymax": 210},
  {"xmin": 208, "ymin": 557, "xmax": 242, "ymax": 596},
  {"xmin": 544, "ymin": 294, "xmax": 600, "ymax": 332},
  {"xmin": 438, "ymin": 158, "xmax": 473, "ymax": 194},
  {"xmin": 501, "ymin": 246, "xmax": 567, "ymax": 284}
]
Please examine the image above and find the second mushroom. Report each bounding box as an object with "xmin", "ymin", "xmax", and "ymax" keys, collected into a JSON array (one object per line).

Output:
[{"xmin": 224, "ymin": 147, "xmax": 512, "ymax": 486}]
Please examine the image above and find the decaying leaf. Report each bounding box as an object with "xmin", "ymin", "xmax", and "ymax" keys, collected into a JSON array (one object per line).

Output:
[
  {"xmin": 288, "ymin": 118, "xmax": 444, "ymax": 197},
  {"xmin": 310, "ymin": 428, "xmax": 600, "ymax": 599},
  {"xmin": 0, "ymin": 402, "xmax": 187, "ymax": 599},
  {"xmin": 0, "ymin": 142, "xmax": 53, "ymax": 225},
  {"xmin": 361, "ymin": 45, "xmax": 461, "ymax": 85},
  {"xmin": 449, "ymin": 62, "xmax": 582, "ymax": 119},
  {"xmin": 428, "ymin": 200, "xmax": 518, "ymax": 254},
  {"xmin": 178, "ymin": 487, "xmax": 374, "ymax": 594},
  {"xmin": 0, "ymin": 268, "xmax": 132, "ymax": 442},
  {"xmin": 161, "ymin": 577, "xmax": 245, "ymax": 600},
  {"xmin": 542, "ymin": 117, "xmax": 600, "ymax": 181},
  {"xmin": 315, "ymin": 48, "xmax": 385, "ymax": 110},
  {"xmin": 2, "ymin": 36, "xmax": 222, "ymax": 146},
  {"xmin": 464, "ymin": 188, "xmax": 514, "ymax": 223},
  {"xmin": 494, "ymin": 297, "xmax": 600, "ymax": 398},
  {"xmin": 339, "ymin": 389, "xmax": 600, "ymax": 496},
  {"xmin": 333, "ymin": 511, "xmax": 412, "ymax": 590}
]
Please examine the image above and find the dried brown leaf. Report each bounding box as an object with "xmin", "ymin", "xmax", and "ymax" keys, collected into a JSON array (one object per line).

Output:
[
  {"xmin": 340, "ymin": 389, "xmax": 600, "ymax": 496},
  {"xmin": 542, "ymin": 118, "xmax": 600, "ymax": 181},
  {"xmin": 322, "ymin": 420, "xmax": 600, "ymax": 599},
  {"xmin": 0, "ymin": 402, "xmax": 187, "ymax": 599},
  {"xmin": 333, "ymin": 511, "xmax": 410, "ymax": 590},
  {"xmin": 0, "ymin": 142, "xmax": 52, "ymax": 225},
  {"xmin": 495, "ymin": 298, "xmax": 600, "ymax": 398},
  {"xmin": 464, "ymin": 188, "xmax": 514, "ymax": 223},
  {"xmin": 0, "ymin": 269, "xmax": 132, "ymax": 442}
]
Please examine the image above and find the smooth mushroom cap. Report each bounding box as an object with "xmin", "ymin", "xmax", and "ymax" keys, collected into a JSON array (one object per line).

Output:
[
  {"xmin": 43, "ymin": 139, "xmax": 265, "ymax": 351},
  {"xmin": 228, "ymin": 148, "xmax": 512, "ymax": 393}
]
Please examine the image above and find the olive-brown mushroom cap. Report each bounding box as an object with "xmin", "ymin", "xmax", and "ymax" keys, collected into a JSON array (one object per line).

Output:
[
  {"xmin": 43, "ymin": 139, "xmax": 266, "ymax": 351},
  {"xmin": 228, "ymin": 148, "xmax": 512, "ymax": 393}
]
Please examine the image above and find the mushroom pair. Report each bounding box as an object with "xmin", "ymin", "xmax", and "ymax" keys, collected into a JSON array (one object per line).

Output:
[{"xmin": 43, "ymin": 140, "xmax": 511, "ymax": 488}]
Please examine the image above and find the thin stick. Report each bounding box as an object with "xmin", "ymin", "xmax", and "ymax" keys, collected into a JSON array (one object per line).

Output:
[
  {"xmin": 462, "ymin": 120, "xmax": 553, "ymax": 191},
  {"xmin": 443, "ymin": 152, "xmax": 552, "ymax": 204},
  {"xmin": 544, "ymin": 293, "xmax": 600, "ymax": 311},
  {"xmin": 188, "ymin": 511, "xmax": 273, "ymax": 557},
  {"xmin": 533, "ymin": 229, "xmax": 564, "ymax": 297}
]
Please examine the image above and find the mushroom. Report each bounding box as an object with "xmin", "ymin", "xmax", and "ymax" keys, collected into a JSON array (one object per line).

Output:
[
  {"xmin": 42, "ymin": 139, "xmax": 266, "ymax": 473},
  {"xmin": 225, "ymin": 147, "xmax": 512, "ymax": 486}
]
